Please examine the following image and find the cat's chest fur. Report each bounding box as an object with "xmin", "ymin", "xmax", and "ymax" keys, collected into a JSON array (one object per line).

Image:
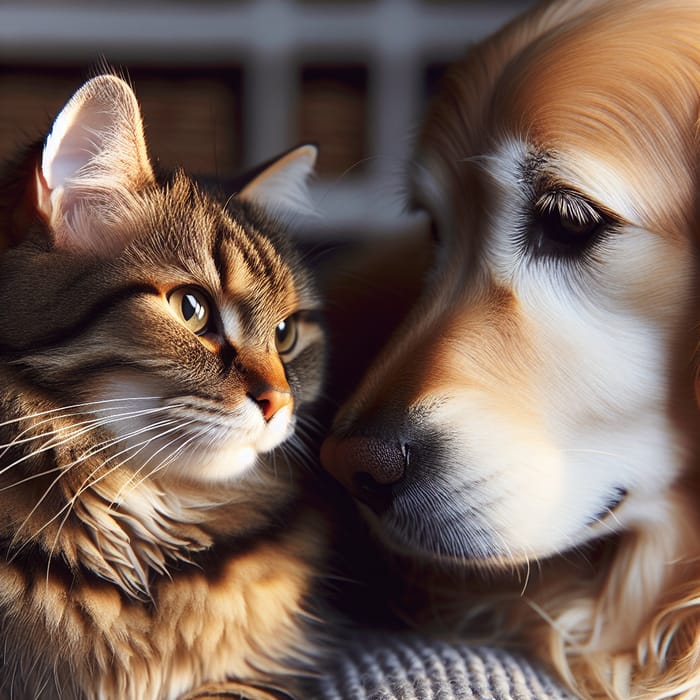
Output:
[
  {"xmin": 0, "ymin": 371, "xmax": 327, "ymax": 700},
  {"xmin": 0, "ymin": 497, "xmax": 324, "ymax": 700}
]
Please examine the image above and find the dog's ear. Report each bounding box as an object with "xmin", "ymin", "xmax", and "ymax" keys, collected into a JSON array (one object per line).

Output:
[{"xmin": 409, "ymin": 160, "xmax": 455, "ymax": 247}]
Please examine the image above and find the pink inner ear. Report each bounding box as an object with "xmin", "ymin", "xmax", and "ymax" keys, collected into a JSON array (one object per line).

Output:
[
  {"xmin": 34, "ymin": 167, "xmax": 53, "ymax": 223},
  {"xmin": 36, "ymin": 75, "xmax": 155, "ymax": 253},
  {"xmin": 239, "ymin": 144, "xmax": 318, "ymax": 218},
  {"xmin": 46, "ymin": 148, "xmax": 92, "ymax": 190},
  {"xmin": 42, "ymin": 105, "xmax": 114, "ymax": 192}
]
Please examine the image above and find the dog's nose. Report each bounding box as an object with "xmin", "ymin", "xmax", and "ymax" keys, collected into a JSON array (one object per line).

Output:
[{"xmin": 321, "ymin": 435, "xmax": 407, "ymax": 513}]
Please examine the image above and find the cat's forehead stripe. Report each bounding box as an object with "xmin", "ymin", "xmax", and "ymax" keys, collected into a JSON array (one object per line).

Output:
[
  {"xmin": 230, "ymin": 221, "xmax": 269, "ymax": 279},
  {"xmin": 211, "ymin": 227, "xmax": 230, "ymax": 291},
  {"xmin": 219, "ymin": 222, "xmax": 296, "ymax": 301}
]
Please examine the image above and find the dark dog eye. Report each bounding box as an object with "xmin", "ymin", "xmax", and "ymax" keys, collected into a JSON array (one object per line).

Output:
[{"xmin": 532, "ymin": 190, "xmax": 606, "ymax": 251}]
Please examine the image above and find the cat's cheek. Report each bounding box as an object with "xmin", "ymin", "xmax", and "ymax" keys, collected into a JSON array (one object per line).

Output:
[
  {"xmin": 255, "ymin": 405, "xmax": 295, "ymax": 453},
  {"xmin": 186, "ymin": 406, "xmax": 294, "ymax": 483},
  {"xmin": 196, "ymin": 446, "xmax": 260, "ymax": 482}
]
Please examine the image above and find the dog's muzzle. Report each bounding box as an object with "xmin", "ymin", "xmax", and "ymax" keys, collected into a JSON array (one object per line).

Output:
[{"xmin": 321, "ymin": 434, "xmax": 408, "ymax": 514}]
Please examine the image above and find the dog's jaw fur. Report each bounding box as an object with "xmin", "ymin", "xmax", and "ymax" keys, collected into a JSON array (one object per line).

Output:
[{"xmin": 323, "ymin": 1, "xmax": 700, "ymax": 697}]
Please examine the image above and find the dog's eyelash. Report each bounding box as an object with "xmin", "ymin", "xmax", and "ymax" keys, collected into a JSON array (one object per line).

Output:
[
  {"xmin": 523, "ymin": 188, "xmax": 611, "ymax": 259},
  {"xmin": 535, "ymin": 190, "xmax": 603, "ymax": 228}
]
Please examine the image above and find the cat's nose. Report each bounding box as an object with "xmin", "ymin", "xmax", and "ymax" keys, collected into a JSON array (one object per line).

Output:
[{"xmin": 252, "ymin": 388, "xmax": 292, "ymax": 421}]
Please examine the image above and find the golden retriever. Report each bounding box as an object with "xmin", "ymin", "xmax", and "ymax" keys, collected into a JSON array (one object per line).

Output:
[{"xmin": 321, "ymin": 1, "xmax": 700, "ymax": 698}]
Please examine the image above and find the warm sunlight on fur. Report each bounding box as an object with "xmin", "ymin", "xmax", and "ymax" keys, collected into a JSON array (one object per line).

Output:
[
  {"xmin": 322, "ymin": 1, "xmax": 700, "ymax": 698},
  {"xmin": 0, "ymin": 75, "xmax": 328, "ymax": 700}
]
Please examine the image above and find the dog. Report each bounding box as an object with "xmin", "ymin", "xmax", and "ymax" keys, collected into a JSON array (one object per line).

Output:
[{"xmin": 321, "ymin": 1, "xmax": 700, "ymax": 697}]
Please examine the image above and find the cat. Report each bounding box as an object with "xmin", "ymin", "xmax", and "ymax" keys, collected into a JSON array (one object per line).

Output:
[{"xmin": 0, "ymin": 74, "xmax": 329, "ymax": 700}]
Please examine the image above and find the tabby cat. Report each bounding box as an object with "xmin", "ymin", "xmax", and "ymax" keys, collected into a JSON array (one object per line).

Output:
[{"xmin": 0, "ymin": 75, "xmax": 328, "ymax": 699}]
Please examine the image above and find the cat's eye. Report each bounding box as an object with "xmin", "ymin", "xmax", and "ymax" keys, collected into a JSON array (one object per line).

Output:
[
  {"xmin": 275, "ymin": 316, "xmax": 298, "ymax": 355},
  {"xmin": 168, "ymin": 287, "xmax": 211, "ymax": 336},
  {"xmin": 533, "ymin": 190, "xmax": 605, "ymax": 250}
]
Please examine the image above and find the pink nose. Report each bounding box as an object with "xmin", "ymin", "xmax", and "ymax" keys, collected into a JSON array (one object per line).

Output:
[{"xmin": 253, "ymin": 388, "xmax": 292, "ymax": 421}]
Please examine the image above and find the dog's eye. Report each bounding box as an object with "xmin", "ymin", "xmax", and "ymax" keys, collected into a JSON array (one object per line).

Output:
[{"xmin": 533, "ymin": 190, "xmax": 605, "ymax": 250}]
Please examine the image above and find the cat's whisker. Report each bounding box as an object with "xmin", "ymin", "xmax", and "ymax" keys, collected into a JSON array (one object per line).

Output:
[
  {"xmin": 296, "ymin": 412, "xmax": 324, "ymax": 433},
  {"xmin": 273, "ymin": 449, "xmax": 297, "ymax": 481},
  {"xmin": 281, "ymin": 444, "xmax": 312, "ymax": 473},
  {"xmin": 292, "ymin": 412, "xmax": 324, "ymax": 440},
  {"xmin": 0, "ymin": 403, "xmax": 179, "ymax": 460},
  {"xmin": 283, "ymin": 432, "xmax": 318, "ymax": 471},
  {"xmin": 111, "ymin": 419, "xmax": 203, "ymax": 502},
  {"xmin": 185, "ymin": 423, "xmax": 236, "ymax": 476},
  {"xmin": 293, "ymin": 431, "xmax": 316, "ymax": 457},
  {"xmin": 73, "ymin": 418, "xmax": 199, "ymax": 503},
  {"xmin": 0, "ymin": 396, "xmax": 162, "ymax": 430},
  {"xmin": 150, "ymin": 422, "xmax": 216, "ymax": 476},
  {"xmin": 0, "ymin": 425, "xmax": 105, "ymax": 478},
  {"xmin": 104, "ymin": 440, "xmax": 164, "ymax": 511},
  {"xmin": 129, "ymin": 425, "xmax": 201, "ymax": 491},
  {"xmin": 199, "ymin": 425, "xmax": 222, "ymax": 455},
  {"xmin": 44, "ymin": 436, "xmax": 162, "ymax": 587},
  {"xmin": 0, "ymin": 415, "xmax": 183, "ymax": 489},
  {"xmin": 286, "ymin": 423, "xmax": 321, "ymax": 461},
  {"xmin": 7, "ymin": 418, "xmax": 185, "ymax": 552},
  {"xmin": 121, "ymin": 423, "xmax": 209, "ymax": 499},
  {"xmin": 39, "ymin": 418, "xmax": 200, "ymax": 580},
  {"xmin": 0, "ymin": 405, "xmax": 182, "ymax": 478}
]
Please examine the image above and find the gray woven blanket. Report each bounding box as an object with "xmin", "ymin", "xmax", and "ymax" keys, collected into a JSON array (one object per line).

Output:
[{"xmin": 311, "ymin": 633, "xmax": 576, "ymax": 700}]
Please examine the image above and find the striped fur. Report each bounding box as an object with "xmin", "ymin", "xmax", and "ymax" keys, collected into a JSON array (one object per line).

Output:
[{"xmin": 0, "ymin": 76, "xmax": 327, "ymax": 699}]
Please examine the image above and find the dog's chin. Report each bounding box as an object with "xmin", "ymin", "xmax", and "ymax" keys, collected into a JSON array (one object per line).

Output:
[
  {"xmin": 359, "ymin": 498, "xmax": 529, "ymax": 570},
  {"xmin": 359, "ymin": 484, "xmax": 629, "ymax": 570}
]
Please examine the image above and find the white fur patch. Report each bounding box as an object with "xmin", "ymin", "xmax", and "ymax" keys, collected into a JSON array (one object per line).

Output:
[
  {"xmin": 91, "ymin": 374, "xmax": 294, "ymax": 485},
  {"xmin": 405, "ymin": 137, "xmax": 694, "ymax": 562}
]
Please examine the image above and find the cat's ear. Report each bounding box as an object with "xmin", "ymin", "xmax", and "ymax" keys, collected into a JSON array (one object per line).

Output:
[
  {"xmin": 238, "ymin": 144, "xmax": 317, "ymax": 218},
  {"xmin": 35, "ymin": 74, "xmax": 155, "ymax": 252}
]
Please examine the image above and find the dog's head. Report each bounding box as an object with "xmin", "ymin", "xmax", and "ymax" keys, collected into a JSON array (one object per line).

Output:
[{"xmin": 323, "ymin": 0, "xmax": 700, "ymax": 567}]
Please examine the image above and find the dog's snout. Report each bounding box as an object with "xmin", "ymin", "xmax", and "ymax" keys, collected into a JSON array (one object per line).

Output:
[{"xmin": 321, "ymin": 435, "xmax": 407, "ymax": 512}]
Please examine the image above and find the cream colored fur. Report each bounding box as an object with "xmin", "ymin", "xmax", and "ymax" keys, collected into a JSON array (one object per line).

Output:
[{"xmin": 322, "ymin": 2, "xmax": 700, "ymax": 697}]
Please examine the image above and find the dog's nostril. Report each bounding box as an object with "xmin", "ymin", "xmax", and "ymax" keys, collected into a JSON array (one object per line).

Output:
[
  {"xmin": 354, "ymin": 469, "xmax": 403, "ymax": 494},
  {"xmin": 353, "ymin": 471, "xmax": 397, "ymax": 514},
  {"xmin": 356, "ymin": 472, "xmax": 379, "ymax": 492},
  {"xmin": 321, "ymin": 434, "xmax": 409, "ymax": 511}
]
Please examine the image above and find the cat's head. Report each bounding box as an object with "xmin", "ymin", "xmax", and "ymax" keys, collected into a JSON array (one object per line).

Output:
[{"xmin": 0, "ymin": 75, "xmax": 325, "ymax": 484}]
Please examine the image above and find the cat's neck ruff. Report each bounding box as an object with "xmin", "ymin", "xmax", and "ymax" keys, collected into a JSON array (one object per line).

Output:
[{"xmin": 69, "ymin": 459, "xmax": 298, "ymax": 599}]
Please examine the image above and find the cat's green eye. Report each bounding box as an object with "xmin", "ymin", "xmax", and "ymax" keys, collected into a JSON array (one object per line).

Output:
[
  {"xmin": 168, "ymin": 287, "xmax": 211, "ymax": 336},
  {"xmin": 275, "ymin": 316, "xmax": 298, "ymax": 355}
]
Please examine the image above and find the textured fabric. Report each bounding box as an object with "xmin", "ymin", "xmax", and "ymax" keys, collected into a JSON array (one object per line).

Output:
[{"xmin": 311, "ymin": 633, "xmax": 576, "ymax": 700}]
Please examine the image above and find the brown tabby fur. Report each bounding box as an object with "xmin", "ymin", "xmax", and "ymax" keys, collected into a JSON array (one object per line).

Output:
[{"xmin": 0, "ymin": 76, "xmax": 328, "ymax": 700}]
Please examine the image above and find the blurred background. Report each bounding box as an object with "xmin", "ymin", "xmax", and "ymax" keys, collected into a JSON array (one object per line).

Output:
[{"xmin": 0, "ymin": 0, "xmax": 532, "ymax": 237}]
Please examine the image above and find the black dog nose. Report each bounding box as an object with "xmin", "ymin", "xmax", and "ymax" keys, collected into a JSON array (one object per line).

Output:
[{"xmin": 321, "ymin": 435, "xmax": 408, "ymax": 513}]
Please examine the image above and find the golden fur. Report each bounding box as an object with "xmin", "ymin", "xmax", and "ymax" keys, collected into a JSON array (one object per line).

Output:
[{"xmin": 322, "ymin": 2, "xmax": 700, "ymax": 698}]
